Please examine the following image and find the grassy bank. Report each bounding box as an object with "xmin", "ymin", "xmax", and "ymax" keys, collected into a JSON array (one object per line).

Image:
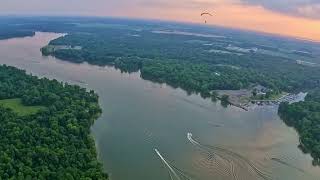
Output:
[{"xmin": 0, "ymin": 98, "xmax": 44, "ymax": 116}]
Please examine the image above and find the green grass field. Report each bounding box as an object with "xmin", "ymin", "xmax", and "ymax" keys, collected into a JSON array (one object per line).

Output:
[
  {"xmin": 250, "ymin": 91, "xmax": 288, "ymax": 101},
  {"xmin": 269, "ymin": 92, "xmax": 289, "ymax": 100},
  {"xmin": 0, "ymin": 98, "xmax": 45, "ymax": 116}
]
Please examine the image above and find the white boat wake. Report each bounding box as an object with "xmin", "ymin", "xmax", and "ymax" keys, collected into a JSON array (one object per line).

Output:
[
  {"xmin": 187, "ymin": 132, "xmax": 273, "ymax": 180},
  {"xmin": 154, "ymin": 148, "xmax": 193, "ymax": 180},
  {"xmin": 155, "ymin": 148, "xmax": 181, "ymax": 180}
]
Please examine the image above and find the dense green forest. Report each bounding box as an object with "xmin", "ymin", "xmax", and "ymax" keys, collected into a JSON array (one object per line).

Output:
[
  {"xmin": 0, "ymin": 65, "xmax": 107, "ymax": 179},
  {"xmin": 42, "ymin": 30, "xmax": 320, "ymax": 97},
  {"xmin": 279, "ymin": 90, "xmax": 320, "ymax": 165}
]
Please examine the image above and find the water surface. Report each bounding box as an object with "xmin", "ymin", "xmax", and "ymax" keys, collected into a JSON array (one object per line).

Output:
[{"xmin": 0, "ymin": 32, "xmax": 319, "ymax": 180}]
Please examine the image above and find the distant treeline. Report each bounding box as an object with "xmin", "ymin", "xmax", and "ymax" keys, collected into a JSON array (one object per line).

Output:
[
  {"xmin": 0, "ymin": 28, "xmax": 35, "ymax": 40},
  {"xmin": 43, "ymin": 30, "xmax": 320, "ymax": 97}
]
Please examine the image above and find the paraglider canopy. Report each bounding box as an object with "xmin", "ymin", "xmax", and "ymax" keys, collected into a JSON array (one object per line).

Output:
[
  {"xmin": 201, "ymin": 12, "xmax": 213, "ymax": 16},
  {"xmin": 201, "ymin": 12, "xmax": 213, "ymax": 24}
]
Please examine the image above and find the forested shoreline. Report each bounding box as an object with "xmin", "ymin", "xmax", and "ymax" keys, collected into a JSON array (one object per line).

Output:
[
  {"xmin": 42, "ymin": 30, "xmax": 320, "ymax": 97},
  {"xmin": 0, "ymin": 65, "xmax": 107, "ymax": 179},
  {"xmin": 279, "ymin": 90, "xmax": 320, "ymax": 165},
  {"xmin": 0, "ymin": 29, "xmax": 35, "ymax": 40}
]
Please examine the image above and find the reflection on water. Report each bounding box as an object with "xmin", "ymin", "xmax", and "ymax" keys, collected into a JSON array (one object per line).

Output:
[
  {"xmin": 0, "ymin": 32, "xmax": 319, "ymax": 180},
  {"xmin": 187, "ymin": 132, "xmax": 298, "ymax": 180}
]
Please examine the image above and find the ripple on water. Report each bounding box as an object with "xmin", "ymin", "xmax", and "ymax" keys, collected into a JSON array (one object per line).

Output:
[{"xmin": 188, "ymin": 133, "xmax": 274, "ymax": 180}]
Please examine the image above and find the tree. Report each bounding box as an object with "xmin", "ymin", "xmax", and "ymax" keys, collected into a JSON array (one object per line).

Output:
[
  {"xmin": 278, "ymin": 89, "xmax": 320, "ymax": 166},
  {"xmin": 0, "ymin": 65, "xmax": 107, "ymax": 179}
]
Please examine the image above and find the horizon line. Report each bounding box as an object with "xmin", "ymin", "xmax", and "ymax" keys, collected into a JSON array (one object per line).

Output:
[{"xmin": 1, "ymin": 14, "xmax": 320, "ymax": 45}]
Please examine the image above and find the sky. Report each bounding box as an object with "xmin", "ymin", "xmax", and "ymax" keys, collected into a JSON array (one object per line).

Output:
[{"xmin": 1, "ymin": 0, "xmax": 320, "ymax": 41}]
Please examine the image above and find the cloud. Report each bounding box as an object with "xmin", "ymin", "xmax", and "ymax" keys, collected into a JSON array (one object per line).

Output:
[
  {"xmin": 0, "ymin": 0, "xmax": 137, "ymax": 16},
  {"xmin": 2, "ymin": 0, "xmax": 319, "ymax": 19},
  {"xmin": 239, "ymin": 0, "xmax": 320, "ymax": 19},
  {"xmin": 297, "ymin": 3, "xmax": 320, "ymax": 19},
  {"xmin": 139, "ymin": 0, "xmax": 320, "ymax": 19},
  {"xmin": 124, "ymin": 0, "xmax": 320, "ymax": 42},
  {"xmin": 140, "ymin": 0, "xmax": 224, "ymax": 9}
]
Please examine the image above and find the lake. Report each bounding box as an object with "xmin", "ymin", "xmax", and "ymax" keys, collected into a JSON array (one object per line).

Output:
[{"xmin": 0, "ymin": 32, "xmax": 319, "ymax": 180}]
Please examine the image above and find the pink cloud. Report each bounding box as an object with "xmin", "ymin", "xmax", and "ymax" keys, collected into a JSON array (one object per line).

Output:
[{"xmin": 0, "ymin": 0, "xmax": 320, "ymax": 41}]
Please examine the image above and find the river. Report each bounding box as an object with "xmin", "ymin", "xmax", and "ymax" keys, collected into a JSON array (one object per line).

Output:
[{"xmin": 0, "ymin": 32, "xmax": 319, "ymax": 180}]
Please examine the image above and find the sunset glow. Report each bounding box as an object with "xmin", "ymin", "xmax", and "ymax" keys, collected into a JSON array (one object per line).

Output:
[
  {"xmin": 118, "ymin": 1, "xmax": 320, "ymax": 42},
  {"xmin": 1, "ymin": 0, "xmax": 320, "ymax": 41}
]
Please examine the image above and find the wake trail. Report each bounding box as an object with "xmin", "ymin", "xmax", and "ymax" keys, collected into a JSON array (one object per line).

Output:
[
  {"xmin": 188, "ymin": 133, "xmax": 232, "ymax": 177},
  {"xmin": 211, "ymin": 146, "xmax": 273, "ymax": 180},
  {"xmin": 155, "ymin": 149, "xmax": 182, "ymax": 180},
  {"xmin": 187, "ymin": 133, "xmax": 273, "ymax": 180},
  {"xmin": 271, "ymin": 158, "xmax": 306, "ymax": 174}
]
